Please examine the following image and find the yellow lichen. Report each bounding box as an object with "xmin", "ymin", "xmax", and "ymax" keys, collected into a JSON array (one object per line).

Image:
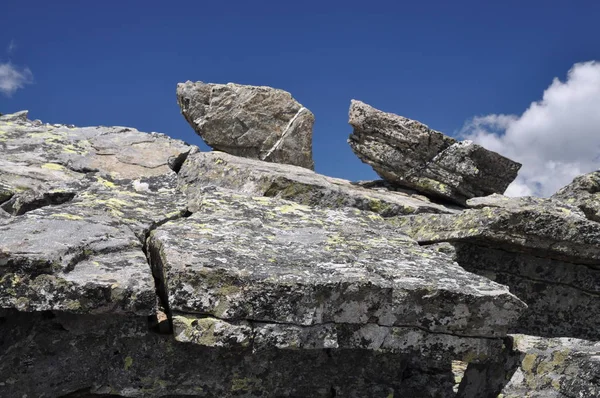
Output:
[
  {"xmin": 124, "ymin": 356, "xmax": 134, "ymax": 371},
  {"xmin": 41, "ymin": 163, "xmax": 66, "ymax": 171}
]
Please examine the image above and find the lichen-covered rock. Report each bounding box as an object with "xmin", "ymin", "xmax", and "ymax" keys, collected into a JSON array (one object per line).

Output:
[
  {"xmin": 149, "ymin": 190, "xmax": 525, "ymax": 344},
  {"xmin": 500, "ymin": 334, "xmax": 600, "ymax": 398},
  {"xmin": 0, "ymin": 111, "xmax": 192, "ymax": 316},
  {"xmin": 178, "ymin": 150, "xmax": 459, "ymax": 217},
  {"xmin": 0, "ymin": 110, "xmax": 191, "ymax": 216},
  {"xmin": 552, "ymin": 170, "xmax": 600, "ymax": 223},
  {"xmin": 177, "ymin": 81, "xmax": 314, "ymax": 169},
  {"xmin": 347, "ymin": 100, "xmax": 521, "ymax": 204},
  {"xmin": 394, "ymin": 194, "xmax": 600, "ymax": 265}
]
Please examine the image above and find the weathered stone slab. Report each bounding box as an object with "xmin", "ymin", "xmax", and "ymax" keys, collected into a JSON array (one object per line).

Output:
[
  {"xmin": 0, "ymin": 111, "xmax": 191, "ymax": 216},
  {"xmin": 178, "ymin": 151, "xmax": 459, "ymax": 217},
  {"xmin": 172, "ymin": 313, "xmax": 506, "ymax": 363},
  {"xmin": 394, "ymin": 194, "xmax": 600, "ymax": 265},
  {"xmin": 0, "ymin": 209, "xmax": 155, "ymax": 315},
  {"xmin": 428, "ymin": 242, "xmax": 600, "ymax": 340},
  {"xmin": 0, "ymin": 311, "xmax": 461, "ymax": 398},
  {"xmin": 348, "ymin": 100, "xmax": 521, "ymax": 204},
  {"xmin": 149, "ymin": 190, "xmax": 525, "ymax": 341},
  {"xmin": 177, "ymin": 81, "xmax": 314, "ymax": 169},
  {"xmin": 0, "ymin": 112, "xmax": 191, "ymax": 316},
  {"xmin": 553, "ymin": 170, "xmax": 600, "ymax": 223}
]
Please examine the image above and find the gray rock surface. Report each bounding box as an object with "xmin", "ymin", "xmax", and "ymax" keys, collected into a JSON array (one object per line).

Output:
[
  {"xmin": 347, "ymin": 100, "xmax": 521, "ymax": 204},
  {"xmin": 428, "ymin": 242, "xmax": 600, "ymax": 340},
  {"xmin": 394, "ymin": 194, "xmax": 600, "ymax": 265},
  {"xmin": 177, "ymin": 81, "xmax": 314, "ymax": 169},
  {"xmin": 500, "ymin": 334, "xmax": 600, "ymax": 398},
  {"xmin": 0, "ymin": 311, "xmax": 461, "ymax": 398},
  {"xmin": 0, "ymin": 112, "xmax": 191, "ymax": 316},
  {"xmin": 148, "ymin": 190, "xmax": 525, "ymax": 342},
  {"xmin": 1, "ymin": 108, "xmax": 599, "ymax": 397},
  {"xmin": 552, "ymin": 170, "xmax": 600, "ymax": 223},
  {"xmin": 178, "ymin": 150, "xmax": 460, "ymax": 217}
]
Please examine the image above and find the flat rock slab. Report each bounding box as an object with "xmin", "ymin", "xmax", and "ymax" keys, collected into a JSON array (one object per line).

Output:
[
  {"xmin": 149, "ymin": 191, "xmax": 525, "ymax": 342},
  {"xmin": 178, "ymin": 150, "xmax": 459, "ymax": 217},
  {"xmin": 553, "ymin": 170, "xmax": 600, "ymax": 223},
  {"xmin": 347, "ymin": 100, "xmax": 521, "ymax": 204},
  {"xmin": 0, "ymin": 112, "xmax": 190, "ymax": 215},
  {"xmin": 0, "ymin": 208, "xmax": 155, "ymax": 315},
  {"xmin": 395, "ymin": 194, "xmax": 600, "ymax": 265},
  {"xmin": 177, "ymin": 81, "xmax": 314, "ymax": 169},
  {"xmin": 0, "ymin": 112, "xmax": 192, "ymax": 316}
]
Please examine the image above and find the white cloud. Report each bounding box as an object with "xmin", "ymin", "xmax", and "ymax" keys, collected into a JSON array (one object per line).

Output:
[
  {"xmin": 461, "ymin": 61, "xmax": 600, "ymax": 197},
  {"xmin": 0, "ymin": 62, "xmax": 33, "ymax": 96}
]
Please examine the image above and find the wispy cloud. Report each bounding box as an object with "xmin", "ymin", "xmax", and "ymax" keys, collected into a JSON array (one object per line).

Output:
[
  {"xmin": 0, "ymin": 63, "xmax": 33, "ymax": 97},
  {"xmin": 0, "ymin": 40, "xmax": 33, "ymax": 96},
  {"xmin": 461, "ymin": 61, "xmax": 600, "ymax": 197},
  {"xmin": 7, "ymin": 39, "xmax": 16, "ymax": 55}
]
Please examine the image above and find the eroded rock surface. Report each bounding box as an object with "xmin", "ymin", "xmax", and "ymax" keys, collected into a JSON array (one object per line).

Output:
[
  {"xmin": 347, "ymin": 100, "xmax": 521, "ymax": 204},
  {"xmin": 552, "ymin": 170, "xmax": 600, "ymax": 223},
  {"xmin": 177, "ymin": 81, "xmax": 314, "ymax": 169}
]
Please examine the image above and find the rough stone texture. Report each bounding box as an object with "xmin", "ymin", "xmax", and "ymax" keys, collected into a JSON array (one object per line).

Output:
[
  {"xmin": 178, "ymin": 150, "xmax": 460, "ymax": 217},
  {"xmin": 0, "ymin": 112, "xmax": 191, "ymax": 317},
  {"xmin": 394, "ymin": 194, "xmax": 600, "ymax": 265},
  {"xmin": 2, "ymin": 109, "xmax": 599, "ymax": 397},
  {"xmin": 428, "ymin": 242, "xmax": 600, "ymax": 340},
  {"xmin": 347, "ymin": 100, "xmax": 521, "ymax": 204},
  {"xmin": 0, "ymin": 311, "xmax": 464, "ymax": 398},
  {"xmin": 177, "ymin": 81, "xmax": 314, "ymax": 169},
  {"xmin": 149, "ymin": 190, "xmax": 524, "ymax": 341},
  {"xmin": 500, "ymin": 334, "xmax": 600, "ymax": 398},
  {"xmin": 552, "ymin": 170, "xmax": 600, "ymax": 223}
]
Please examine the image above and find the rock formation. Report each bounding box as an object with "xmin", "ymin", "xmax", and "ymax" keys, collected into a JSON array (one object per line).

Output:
[
  {"xmin": 0, "ymin": 84, "xmax": 598, "ymax": 398},
  {"xmin": 347, "ymin": 100, "xmax": 521, "ymax": 205},
  {"xmin": 552, "ymin": 170, "xmax": 600, "ymax": 222},
  {"xmin": 177, "ymin": 81, "xmax": 314, "ymax": 169}
]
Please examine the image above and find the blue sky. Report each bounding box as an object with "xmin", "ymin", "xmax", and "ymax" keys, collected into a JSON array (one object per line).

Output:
[{"xmin": 2, "ymin": 1, "xmax": 600, "ymax": 193}]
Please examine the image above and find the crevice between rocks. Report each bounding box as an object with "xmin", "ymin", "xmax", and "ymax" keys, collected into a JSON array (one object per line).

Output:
[
  {"xmin": 140, "ymin": 209, "xmax": 192, "ymax": 334},
  {"xmin": 1, "ymin": 191, "xmax": 77, "ymax": 216}
]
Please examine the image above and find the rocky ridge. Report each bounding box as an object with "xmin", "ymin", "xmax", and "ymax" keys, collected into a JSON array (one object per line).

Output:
[{"xmin": 0, "ymin": 84, "xmax": 598, "ymax": 398}]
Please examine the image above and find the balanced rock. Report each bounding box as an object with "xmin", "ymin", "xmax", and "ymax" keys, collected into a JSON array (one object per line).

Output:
[
  {"xmin": 348, "ymin": 100, "xmax": 521, "ymax": 204},
  {"xmin": 552, "ymin": 170, "xmax": 600, "ymax": 223},
  {"xmin": 177, "ymin": 81, "xmax": 315, "ymax": 169}
]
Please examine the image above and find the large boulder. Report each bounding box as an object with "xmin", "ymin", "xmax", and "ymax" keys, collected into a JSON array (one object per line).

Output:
[
  {"xmin": 348, "ymin": 100, "xmax": 521, "ymax": 204},
  {"xmin": 177, "ymin": 81, "xmax": 315, "ymax": 169},
  {"xmin": 552, "ymin": 170, "xmax": 600, "ymax": 223}
]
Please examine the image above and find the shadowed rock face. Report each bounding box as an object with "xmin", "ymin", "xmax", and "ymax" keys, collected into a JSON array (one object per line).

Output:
[
  {"xmin": 347, "ymin": 100, "xmax": 521, "ymax": 205},
  {"xmin": 177, "ymin": 81, "xmax": 315, "ymax": 169}
]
